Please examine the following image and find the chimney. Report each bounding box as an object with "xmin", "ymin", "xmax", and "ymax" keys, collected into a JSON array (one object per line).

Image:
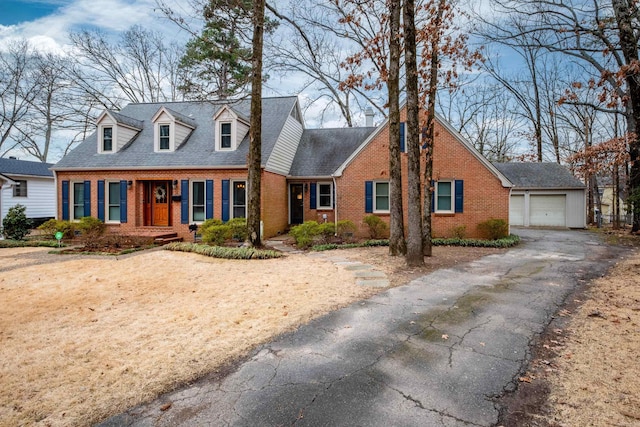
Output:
[{"xmin": 365, "ymin": 107, "xmax": 374, "ymax": 127}]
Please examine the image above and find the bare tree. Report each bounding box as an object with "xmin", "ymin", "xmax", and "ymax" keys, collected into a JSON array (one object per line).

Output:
[
  {"xmin": 247, "ymin": 0, "xmax": 266, "ymax": 246},
  {"xmin": 388, "ymin": 0, "xmax": 407, "ymax": 256},
  {"xmin": 0, "ymin": 41, "xmax": 39, "ymax": 157},
  {"xmin": 69, "ymin": 25, "xmax": 184, "ymax": 105},
  {"xmin": 405, "ymin": 0, "xmax": 424, "ymax": 265}
]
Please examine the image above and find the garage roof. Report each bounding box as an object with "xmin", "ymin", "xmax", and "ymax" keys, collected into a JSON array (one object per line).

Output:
[{"xmin": 493, "ymin": 162, "xmax": 585, "ymax": 189}]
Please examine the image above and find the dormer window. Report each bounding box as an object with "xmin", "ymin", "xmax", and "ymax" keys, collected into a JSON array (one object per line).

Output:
[
  {"xmin": 152, "ymin": 107, "xmax": 196, "ymax": 153},
  {"xmin": 214, "ymin": 106, "xmax": 249, "ymax": 152},
  {"xmin": 103, "ymin": 127, "xmax": 113, "ymax": 152},
  {"xmin": 96, "ymin": 110, "xmax": 142, "ymax": 154},
  {"xmin": 220, "ymin": 122, "xmax": 232, "ymax": 149},
  {"xmin": 159, "ymin": 124, "xmax": 171, "ymax": 150}
]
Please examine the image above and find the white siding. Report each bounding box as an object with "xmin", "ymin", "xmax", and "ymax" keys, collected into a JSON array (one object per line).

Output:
[
  {"xmin": 265, "ymin": 115, "xmax": 304, "ymax": 175},
  {"xmin": 236, "ymin": 121, "xmax": 249, "ymax": 146},
  {"xmin": 510, "ymin": 194, "xmax": 525, "ymax": 226},
  {"xmin": 175, "ymin": 123, "xmax": 192, "ymax": 149},
  {"xmin": 0, "ymin": 176, "xmax": 55, "ymax": 224},
  {"xmin": 117, "ymin": 126, "xmax": 139, "ymax": 151},
  {"xmin": 566, "ymin": 189, "xmax": 587, "ymax": 228}
]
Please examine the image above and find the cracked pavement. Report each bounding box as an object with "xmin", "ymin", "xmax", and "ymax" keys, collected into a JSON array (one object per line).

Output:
[{"xmin": 97, "ymin": 229, "xmax": 621, "ymax": 427}]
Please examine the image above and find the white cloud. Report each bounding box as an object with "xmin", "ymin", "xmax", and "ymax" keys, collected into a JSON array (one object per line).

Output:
[{"xmin": 0, "ymin": 0, "xmax": 169, "ymax": 53}]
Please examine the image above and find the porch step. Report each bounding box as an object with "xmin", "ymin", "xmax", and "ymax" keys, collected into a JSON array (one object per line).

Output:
[{"xmin": 153, "ymin": 233, "xmax": 183, "ymax": 245}]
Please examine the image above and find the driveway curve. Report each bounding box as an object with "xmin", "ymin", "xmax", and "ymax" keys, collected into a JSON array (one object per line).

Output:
[{"xmin": 99, "ymin": 228, "xmax": 622, "ymax": 427}]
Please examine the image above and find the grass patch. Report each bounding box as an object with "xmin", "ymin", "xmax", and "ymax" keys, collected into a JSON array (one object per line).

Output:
[
  {"xmin": 165, "ymin": 242, "xmax": 284, "ymax": 259},
  {"xmin": 0, "ymin": 239, "xmax": 64, "ymax": 248},
  {"xmin": 312, "ymin": 235, "xmax": 520, "ymax": 251}
]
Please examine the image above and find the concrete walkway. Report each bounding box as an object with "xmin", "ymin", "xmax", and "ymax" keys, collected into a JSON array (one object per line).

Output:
[{"xmin": 99, "ymin": 229, "xmax": 621, "ymax": 427}]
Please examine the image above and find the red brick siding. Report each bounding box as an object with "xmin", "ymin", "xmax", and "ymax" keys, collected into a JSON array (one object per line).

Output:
[
  {"xmin": 55, "ymin": 169, "xmax": 289, "ymax": 241},
  {"xmin": 336, "ymin": 112, "xmax": 510, "ymax": 239}
]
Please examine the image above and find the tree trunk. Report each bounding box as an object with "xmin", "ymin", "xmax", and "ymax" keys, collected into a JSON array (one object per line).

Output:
[
  {"xmin": 612, "ymin": 0, "xmax": 640, "ymax": 232},
  {"xmin": 404, "ymin": 0, "xmax": 424, "ymax": 266},
  {"xmin": 422, "ymin": 0, "xmax": 445, "ymax": 257},
  {"xmin": 247, "ymin": 0, "xmax": 265, "ymax": 247},
  {"xmin": 387, "ymin": 0, "xmax": 406, "ymax": 256}
]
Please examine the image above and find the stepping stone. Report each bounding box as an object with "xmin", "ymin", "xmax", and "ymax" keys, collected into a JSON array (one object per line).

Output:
[
  {"xmin": 354, "ymin": 270, "xmax": 387, "ymax": 278},
  {"xmin": 344, "ymin": 264, "xmax": 374, "ymax": 271},
  {"xmin": 356, "ymin": 279, "xmax": 390, "ymax": 287}
]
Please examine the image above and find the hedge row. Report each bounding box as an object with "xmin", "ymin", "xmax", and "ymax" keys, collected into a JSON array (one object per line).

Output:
[
  {"xmin": 165, "ymin": 242, "xmax": 283, "ymax": 259},
  {"xmin": 311, "ymin": 235, "xmax": 520, "ymax": 251}
]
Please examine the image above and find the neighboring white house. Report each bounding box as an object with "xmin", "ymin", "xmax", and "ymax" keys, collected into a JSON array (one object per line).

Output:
[
  {"xmin": 0, "ymin": 157, "xmax": 55, "ymax": 229},
  {"xmin": 494, "ymin": 162, "xmax": 587, "ymax": 229}
]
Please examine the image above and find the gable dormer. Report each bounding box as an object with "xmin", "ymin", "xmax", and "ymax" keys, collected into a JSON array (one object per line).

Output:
[
  {"xmin": 151, "ymin": 106, "xmax": 197, "ymax": 153},
  {"xmin": 213, "ymin": 106, "xmax": 250, "ymax": 151},
  {"xmin": 96, "ymin": 110, "xmax": 143, "ymax": 154}
]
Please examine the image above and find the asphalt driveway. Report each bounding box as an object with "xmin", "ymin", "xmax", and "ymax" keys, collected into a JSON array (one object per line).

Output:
[{"xmin": 99, "ymin": 228, "xmax": 621, "ymax": 427}]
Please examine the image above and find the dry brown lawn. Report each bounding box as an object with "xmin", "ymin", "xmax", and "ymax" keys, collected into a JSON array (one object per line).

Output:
[
  {"xmin": 540, "ymin": 253, "xmax": 640, "ymax": 426},
  {"xmin": 0, "ymin": 244, "xmax": 502, "ymax": 427},
  {"xmin": 3, "ymin": 242, "xmax": 637, "ymax": 427}
]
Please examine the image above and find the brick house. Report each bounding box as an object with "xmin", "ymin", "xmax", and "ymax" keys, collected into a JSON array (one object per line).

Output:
[{"xmin": 52, "ymin": 96, "xmax": 512, "ymax": 241}]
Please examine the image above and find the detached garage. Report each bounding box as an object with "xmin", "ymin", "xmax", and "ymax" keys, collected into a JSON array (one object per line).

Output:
[{"xmin": 494, "ymin": 162, "xmax": 586, "ymax": 228}]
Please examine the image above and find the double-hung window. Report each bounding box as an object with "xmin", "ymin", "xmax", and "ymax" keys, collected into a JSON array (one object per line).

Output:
[
  {"xmin": 159, "ymin": 124, "xmax": 170, "ymax": 150},
  {"xmin": 102, "ymin": 127, "xmax": 113, "ymax": 152},
  {"xmin": 107, "ymin": 182, "xmax": 121, "ymax": 222},
  {"xmin": 73, "ymin": 182, "xmax": 85, "ymax": 220},
  {"xmin": 232, "ymin": 181, "xmax": 246, "ymax": 218},
  {"xmin": 13, "ymin": 180, "xmax": 27, "ymax": 197},
  {"xmin": 374, "ymin": 182, "xmax": 390, "ymax": 212},
  {"xmin": 317, "ymin": 183, "xmax": 333, "ymax": 209},
  {"xmin": 192, "ymin": 181, "xmax": 205, "ymax": 222},
  {"xmin": 435, "ymin": 181, "xmax": 453, "ymax": 213},
  {"xmin": 220, "ymin": 123, "xmax": 232, "ymax": 149}
]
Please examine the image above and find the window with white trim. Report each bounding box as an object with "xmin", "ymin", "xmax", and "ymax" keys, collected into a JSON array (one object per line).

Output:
[
  {"xmin": 192, "ymin": 181, "xmax": 205, "ymax": 222},
  {"xmin": 317, "ymin": 182, "xmax": 333, "ymax": 209},
  {"xmin": 107, "ymin": 181, "xmax": 121, "ymax": 222},
  {"xmin": 374, "ymin": 181, "xmax": 389, "ymax": 213},
  {"xmin": 72, "ymin": 182, "xmax": 85, "ymax": 220},
  {"xmin": 13, "ymin": 180, "xmax": 27, "ymax": 197},
  {"xmin": 102, "ymin": 127, "xmax": 113, "ymax": 152},
  {"xmin": 232, "ymin": 180, "xmax": 246, "ymax": 218},
  {"xmin": 435, "ymin": 180, "xmax": 453, "ymax": 213},
  {"xmin": 159, "ymin": 124, "xmax": 170, "ymax": 150},
  {"xmin": 220, "ymin": 122, "xmax": 232, "ymax": 149}
]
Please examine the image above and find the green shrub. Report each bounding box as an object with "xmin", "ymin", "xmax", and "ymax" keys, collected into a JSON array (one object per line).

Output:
[
  {"xmin": 226, "ymin": 217, "xmax": 248, "ymax": 241},
  {"xmin": 199, "ymin": 218, "xmax": 223, "ymax": 234},
  {"xmin": 2, "ymin": 205, "xmax": 32, "ymax": 240},
  {"xmin": 451, "ymin": 225, "xmax": 466, "ymax": 239},
  {"xmin": 363, "ymin": 215, "xmax": 388, "ymax": 239},
  {"xmin": 337, "ymin": 220, "xmax": 357, "ymax": 242},
  {"xmin": 202, "ymin": 224, "xmax": 231, "ymax": 246},
  {"xmin": 477, "ymin": 218, "xmax": 509, "ymax": 240},
  {"xmin": 0, "ymin": 239, "xmax": 61, "ymax": 248},
  {"xmin": 317, "ymin": 222, "xmax": 336, "ymax": 243},
  {"xmin": 289, "ymin": 221, "xmax": 321, "ymax": 248},
  {"xmin": 38, "ymin": 219, "xmax": 76, "ymax": 239},
  {"xmin": 165, "ymin": 242, "xmax": 283, "ymax": 259}
]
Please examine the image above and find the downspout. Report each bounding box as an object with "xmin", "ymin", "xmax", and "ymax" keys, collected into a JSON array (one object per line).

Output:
[
  {"xmin": 53, "ymin": 170, "xmax": 58, "ymax": 220},
  {"xmin": 332, "ymin": 175, "xmax": 338, "ymax": 236}
]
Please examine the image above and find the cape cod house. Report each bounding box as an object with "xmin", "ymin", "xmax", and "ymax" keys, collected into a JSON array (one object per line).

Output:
[{"xmin": 52, "ymin": 95, "xmax": 513, "ymax": 241}]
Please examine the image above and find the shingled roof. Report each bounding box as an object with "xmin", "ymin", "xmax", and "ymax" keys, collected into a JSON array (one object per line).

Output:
[
  {"xmin": 53, "ymin": 96, "xmax": 298, "ymax": 170},
  {"xmin": 289, "ymin": 127, "xmax": 377, "ymax": 177},
  {"xmin": 493, "ymin": 162, "xmax": 585, "ymax": 189},
  {"xmin": 0, "ymin": 157, "xmax": 53, "ymax": 177}
]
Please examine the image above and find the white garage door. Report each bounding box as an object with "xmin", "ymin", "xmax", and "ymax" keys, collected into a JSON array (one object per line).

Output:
[
  {"xmin": 530, "ymin": 195, "xmax": 566, "ymax": 226},
  {"xmin": 510, "ymin": 195, "xmax": 525, "ymax": 226}
]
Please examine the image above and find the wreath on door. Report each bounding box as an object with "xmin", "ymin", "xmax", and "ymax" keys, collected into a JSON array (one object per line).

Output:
[{"xmin": 154, "ymin": 186, "xmax": 166, "ymax": 201}]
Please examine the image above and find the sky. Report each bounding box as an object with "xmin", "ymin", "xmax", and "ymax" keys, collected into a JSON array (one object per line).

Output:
[{"xmin": 0, "ymin": 0, "xmax": 185, "ymax": 53}]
